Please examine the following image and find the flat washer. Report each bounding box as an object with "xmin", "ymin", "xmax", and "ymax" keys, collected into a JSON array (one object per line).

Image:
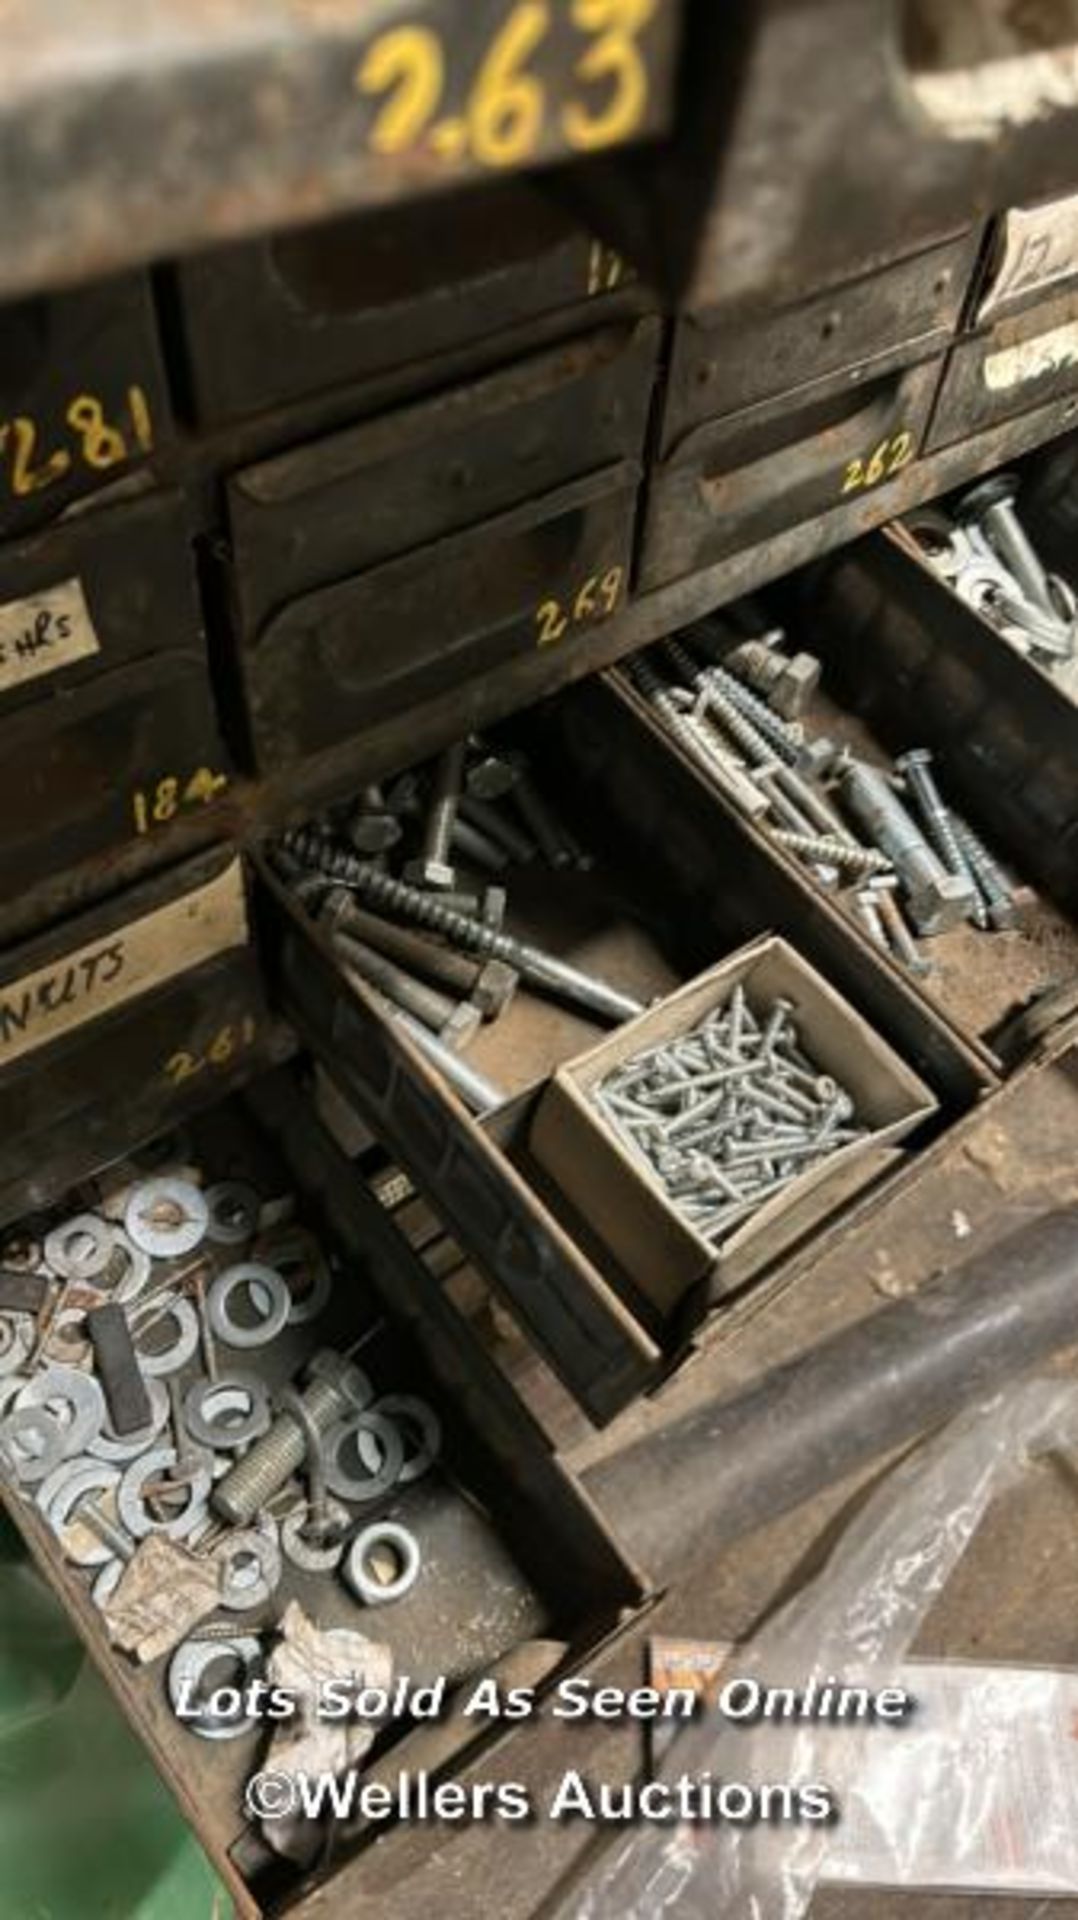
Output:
[
  {"xmin": 90, "ymin": 1376, "xmax": 170, "ymax": 1463},
  {"xmin": 91, "ymin": 1559, "xmax": 125, "ymax": 1610},
  {"xmin": 343, "ymin": 1522, "xmax": 420, "ymax": 1606},
  {"xmin": 17, "ymin": 1366, "xmax": 105, "ymax": 1458},
  {"xmin": 0, "ymin": 1406, "xmax": 68, "ymax": 1484},
  {"xmin": 40, "ymin": 1459, "xmax": 122, "ymax": 1567},
  {"xmin": 43, "ymin": 1213, "xmax": 115, "ymax": 1282},
  {"xmin": 366, "ymin": 1395, "xmax": 441, "ymax": 1485},
  {"xmin": 280, "ymin": 1498, "xmax": 352, "ymax": 1573},
  {"xmin": 183, "ymin": 1372, "xmax": 271, "ymax": 1451},
  {"xmin": 124, "ymin": 1178, "xmax": 208, "ymax": 1259},
  {"xmin": 205, "ymin": 1182, "xmax": 261, "ymax": 1247},
  {"xmin": 168, "ymin": 1633, "xmax": 262, "ymax": 1741},
  {"xmin": 217, "ymin": 1523, "xmax": 282, "ymax": 1612},
  {"xmin": 0, "ymin": 1311, "xmax": 33, "ymax": 1376},
  {"xmin": 118, "ymin": 1446, "xmax": 211, "ymax": 1541},
  {"xmin": 324, "ymin": 1411, "xmax": 403, "ymax": 1503},
  {"xmin": 207, "ymin": 1264, "xmax": 290, "ymax": 1350},
  {"xmin": 252, "ymin": 1227, "xmax": 333, "ymax": 1327},
  {"xmin": 135, "ymin": 1297, "xmax": 200, "ymax": 1377},
  {"xmin": 104, "ymin": 1230, "xmax": 154, "ymax": 1306}
]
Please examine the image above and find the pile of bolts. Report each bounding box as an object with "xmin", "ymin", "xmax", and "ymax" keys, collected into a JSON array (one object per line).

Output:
[
  {"xmin": 0, "ymin": 1140, "xmax": 440, "ymax": 1739},
  {"xmin": 275, "ymin": 736, "xmax": 644, "ymax": 1112},
  {"xmin": 594, "ymin": 986, "xmax": 866, "ymax": 1244},
  {"xmin": 900, "ymin": 473, "xmax": 1078, "ymax": 683},
  {"xmin": 628, "ymin": 618, "xmax": 1019, "ymax": 976}
]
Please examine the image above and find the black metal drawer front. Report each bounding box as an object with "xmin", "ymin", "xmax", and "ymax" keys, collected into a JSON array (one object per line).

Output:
[
  {"xmin": 266, "ymin": 878, "xmax": 658, "ymax": 1424},
  {"xmin": 0, "ymin": 274, "xmax": 169, "ymax": 539},
  {"xmin": 0, "ymin": 489, "xmax": 203, "ymax": 715},
  {"xmin": 641, "ymin": 354, "xmax": 944, "ymax": 591},
  {"xmin": 227, "ymin": 317, "xmax": 659, "ymax": 632},
  {"xmin": 928, "ymin": 289, "xmax": 1078, "ymax": 452},
  {"xmin": 0, "ymin": 851, "xmax": 264, "ymax": 1223},
  {"xmin": 661, "ymin": 230, "xmax": 981, "ymax": 456},
  {"xmin": 171, "ymin": 183, "xmax": 641, "ymax": 429},
  {"xmin": 244, "ymin": 462, "xmax": 638, "ymax": 770},
  {"xmin": 0, "ymin": 652, "xmax": 229, "ymax": 899}
]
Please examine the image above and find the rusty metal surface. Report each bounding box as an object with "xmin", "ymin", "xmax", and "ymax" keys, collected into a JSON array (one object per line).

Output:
[
  {"xmin": 927, "ymin": 286, "xmax": 1078, "ymax": 453},
  {"xmin": 0, "ymin": 0, "xmax": 681, "ymax": 301}
]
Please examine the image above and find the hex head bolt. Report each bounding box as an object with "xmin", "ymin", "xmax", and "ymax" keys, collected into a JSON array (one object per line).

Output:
[
  {"xmin": 726, "ymin": 640, "xmax": 822, "ymax": 719},
  {"xmin": 321, "ymin": 890, "xmax": 516, "ymax": 1020},
  {"xmin": 896, "ymin": 750, "xmax": 988, "ymax": 929},
  {"xmin": 950, "ymin": 815, "xmax": 1019, "ymax": 931},
  {"xmin": 285, "ymin": 833, "xmax": 643, "ymax": 1024},
  {"xmin": 459, "ymin": 795, "xmax": 537, "ymax": 866},
  {"xmin": 212, "ymin": 1351, "xmax": 369, "ymax": 1528},
  {"xmin": 869, "ymin": 881, "xmax": 932, "ymax": 976},
  {"xmin": 957, "ymin": 475, "xmax": 1057, "ymax": 621},
  {"xmin": 837, "ymin": 760, "xmax": 977, "ymax": 935},
  {"xmin": 405, "ymin": 743, "xmax": 466, "ymax": 891},
  {"xmin": 331, "ymin": 928, "xmax": 470, "ymax": 1039}
]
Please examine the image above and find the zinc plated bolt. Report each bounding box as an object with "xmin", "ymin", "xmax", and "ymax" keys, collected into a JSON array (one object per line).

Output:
[
  {"xmin": 951, "ymin": 815, "xmax": 1019, "ymax": 930},
  {"xmin": 895, "ymin": 750, "xmax": 988, "ymax": 929},
  {"xmin": 957, "ymin": 475, "xmax": 1057, "ymax": 620},
  {"xmin": 838, "ymin": 760, "xmax": 977, "ymax": 935},
  {"xmin": 213, "ymin": 1350, "xmax": 370, "ymax": 1528},
  {"xmin": 405, "ymin": 744, "xmax": 465, "ymax": 891}
]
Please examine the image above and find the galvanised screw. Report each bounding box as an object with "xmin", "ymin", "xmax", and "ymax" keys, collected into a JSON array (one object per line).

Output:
[
  {"xmin": 950, "ymin": 814, "xmax": 1018, "ymax": 931},
  {"xmin": 895, "ymin": 750, "xmax": 988, "ymax": 929},
  {"xmin": 771, "ymin": 830, "xmax": 892, "ymax": 877}
]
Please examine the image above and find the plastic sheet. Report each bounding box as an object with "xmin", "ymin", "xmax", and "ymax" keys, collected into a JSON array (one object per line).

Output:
[{"xmin": 565, "ymin": 1378, "xmax": 1078, "ymax": 1920}]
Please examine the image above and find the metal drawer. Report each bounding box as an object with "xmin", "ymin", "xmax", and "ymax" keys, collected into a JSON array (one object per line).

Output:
[
  {"xmin": 224, "ymin": 319, "xmax": 658, "ymax": 774},
  {"xmin": 263, "ymin": 680, "xmax": 992, "ymax": 1421},
  {"xmin": 640, "ymin": 353, "xmax": 945, "ymax": 592},
  {"xmin": 974, "ymin": 190, "xmax": 1078, "ymax": 326},
  {"xmin": 169, "ymin": 182, "xmax": 645, "ymax": 429},
  {"xmin": 0, "ymin": 849, "xmax": 268, "ymax": 1225},
  {"xmin": 927, "ymin": 287, "xmax": 1078, "ymax": 454},
  {"xmin": 0, "ymin": 274, "xmax": 169, "ymax": 539},
  {"xmin": 0, "ymin": 491, "xmax": 229, "ymax": 907},
  {"xmin": 660, "ymin": 231, "xmax": 982, "ymax": 457}
]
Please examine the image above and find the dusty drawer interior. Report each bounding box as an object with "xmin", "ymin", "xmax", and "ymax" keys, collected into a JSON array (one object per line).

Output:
[
  {"xmin": 263, "ymin": 682, "xmax": 991, "ymax": 1419},
  {"xmin": 0, "ymin": 1074, "xmax": 642, "ymax": 1916}
]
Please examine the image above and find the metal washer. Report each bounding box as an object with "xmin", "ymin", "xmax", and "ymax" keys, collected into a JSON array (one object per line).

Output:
[
  {"xmin": 343, "ymin": 1522, "xmax": 421, "ymax": 1606},
  {"xmin": 217, "ymin": 1523, "xmax": 282, "ymax": 1612},
  {"xmin": 365, "ymin": 1394, "xmax": 441, "ymax": 1484},
  {"xmin": 17, "ymin": 1366, "xmax": 105, "ymax": 1458},
  {"xmin": 168, "ymin": 1634, "xmax": 263, "ymax": 1741},
  {"xmin": 39, "ymin": 1458, "xmax": 122, "ymax": 1568},
  {"xmin": 124, "ymin": 1178, "xmax": 209, "ymax": 1259},
  {"xmin": 207, "ymin": 1264, "xmax": 291, "ymax": 1350},
  {"xmin": 135, "ymin": 1297, "xmax": 200, "ymax": 1377},
  {"xmin": 43, "ymin": 1213, "xmax": 115, "ymax": 1281},
  {"xmin": 324, "ymin": 1411, "xmax": 404, "ymax": 1503},
  {"xmin": 280, "ymin": 1498, "xmax": 352, "ymax": 1573},
  {"xmin": 118, "ymin": 1446, "xmax": 211, "ymax": 1541},
  {"xmin": 0, "ymin": 1312, "xmax": 33, "ymax": 1377},
  {"xmin": 252, "ymin": 1227, "xmax": 332, "ymax": 1327},
  {"xmin": 0, "ymin": 1406, "xmax": 68, "ymax": 1484},
  {"xmin": 183, "ymin": 1372, "xmax": 271, "ymax": 1451},
  {"xmin": 205, "ymin": 1182, "xmax": 261, "ymax": 1247}
]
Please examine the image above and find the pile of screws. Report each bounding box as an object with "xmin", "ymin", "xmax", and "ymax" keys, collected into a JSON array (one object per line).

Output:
[
  {"xmin": 276, "ymin": 732, "xmax": 643, "ymax": 1112},
  {"xmin": 628, "ymin": 617, "xmax": 1020, "ymax": 977},
  {"xmin": 900, "ymin": 475, "xmax": 1078, "ymax": 686},
  {"xmin": 0, "ymin": 1130, "xmax": 440, "ymax": 1736},
  {"xmin": 594, "ymin": 986, "xmax": 866, "ymax": 1244}
]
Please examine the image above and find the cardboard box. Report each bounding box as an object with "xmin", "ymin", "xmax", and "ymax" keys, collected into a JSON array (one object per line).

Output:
[{"xmin": 530, "ymin": 937, "xmax": 938, "ymax": 1315}]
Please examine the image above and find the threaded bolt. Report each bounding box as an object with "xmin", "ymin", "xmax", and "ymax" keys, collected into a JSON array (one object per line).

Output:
[
  {"xmin": 951, "ymin": 815, "xmax": 1018, "ymax": 930},
  {"xmin": 896, "ymin": 750, "xmax": 988, "ymax": 929},
  {"xmin": 770, "ymin": 829, "xmax": 892, "ymax": 877},
  {"xmin": 212, "ymin": 1350, "xmax": 370, "ymax": 1527},
  {"xmin": 626, "ymin": 659, "xmax": 768, "ymax": 821}
]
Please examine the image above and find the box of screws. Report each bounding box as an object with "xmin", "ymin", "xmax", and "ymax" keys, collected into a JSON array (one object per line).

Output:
[{"xmin": 531, "ymin": 937, "xmax": 936, "ymax": 1314}]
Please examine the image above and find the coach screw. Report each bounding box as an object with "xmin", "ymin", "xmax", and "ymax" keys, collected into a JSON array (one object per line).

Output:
[
  {"xmin": 870, "ymin": 880, "xmax": 932, "ymax": 976},
  {"xmin": 895, "ymin": 750, "xmax": 988, "ymax": 929},
  {"xmin": 405, "ymin": 744, "xmax": 465, "ymax": 892},
  {"xmin": 951, "ymin": 815, "xmax": 1019, "ymax": 931},
  {"xmin": 771, "ymin": 830, "xmax": 891, "ymax": 878},
  {"xmin": 725, "ymin": 639, "xmax": 822, "ymax": 719},
  {"xmin": 212, "ymin": 1350, "xmax": 370, "ymax": 1528},
  {"xmin": 957, "ymin": 475, "xmax": 1056, "ymax": 620},
  {"xmin": 838, "ymin": 760, "xmax": 976, "ymax": 935},
  {"xmin": 625, "ymin": 658, "xmax": 769, "ymax": 820}
]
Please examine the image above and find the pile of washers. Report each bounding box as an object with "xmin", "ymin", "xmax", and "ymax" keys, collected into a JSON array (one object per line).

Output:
[{"xmin": 0, "ymin": 1136, "xmax": 440, "ymax": 1724}]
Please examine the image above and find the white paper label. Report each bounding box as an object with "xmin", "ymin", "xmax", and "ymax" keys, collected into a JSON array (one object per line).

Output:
[
  {"xmin": 0, "ymin": 577, "xmax": 100, "ymax": 693},
  {"xmin": 979, "ymin": 194, "xmax": 1078, "ymax": 321},
  {"xmin": 0, "ymin": 859, "xmax": 248, "ymax": 1069},
  {"xmin": 983, "ymin": 318, "xmax": 1078, "ymax": 391}
]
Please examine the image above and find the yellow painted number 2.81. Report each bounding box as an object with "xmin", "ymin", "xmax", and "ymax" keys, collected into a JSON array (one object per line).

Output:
[
  {"xmin": 356, "ymin": 0, "xmax": 657, "ymax": 170},
  {"xmin": 841, "ymin": 430, "xmax": 915, "ymax": 496}
]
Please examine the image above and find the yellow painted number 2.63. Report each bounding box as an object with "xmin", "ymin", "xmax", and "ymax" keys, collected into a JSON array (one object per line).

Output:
[
  {"xmin": 536, "ymin": 566, "xmax": 624, "ymax": 648},
  {"xmin": 356, "ymin": 0, "xmax": 657, "ymax": 171},
  {"xmin": 841, "ymin": 429, "xmax": 915, "ymax": 496},
  {"xmin": 131, "ymin": 768, "xmax": 229, "ymax": 837},
  {"xmin": 163, "ymin": 1017, "xmax": 258, "ymax": 1086}
]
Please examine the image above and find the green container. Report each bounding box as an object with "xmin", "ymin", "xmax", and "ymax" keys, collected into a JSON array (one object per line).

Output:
[{"xmin": 0, "ymin": 1513, "xmax": 232, "ymax": 1920}]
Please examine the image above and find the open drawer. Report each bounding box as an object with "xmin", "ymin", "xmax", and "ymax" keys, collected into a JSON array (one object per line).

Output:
[
  {"xmin": 0, "ymin": 1069, "xmax": 646, "ymax": 1918},
  {"xmin": 0, "ymin": 848, "xmax": 272, "ymax": 1226},
  {"xmin": 259, "ymin": 680, "xmax": 994, "ymax": 1423}
]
